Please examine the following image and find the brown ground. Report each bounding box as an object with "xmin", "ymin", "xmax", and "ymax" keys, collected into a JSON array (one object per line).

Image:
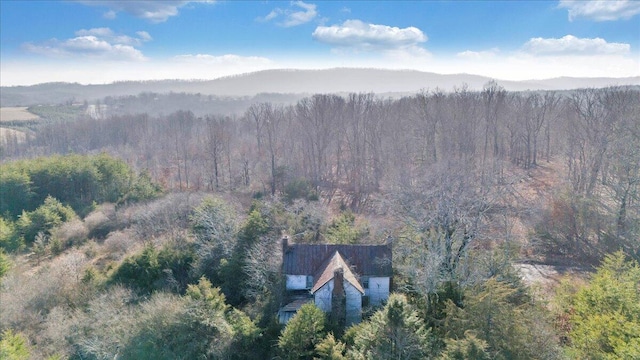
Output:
[{"xmin": 0, "ymin": 107, "xmax": 39, "ymax": 122}]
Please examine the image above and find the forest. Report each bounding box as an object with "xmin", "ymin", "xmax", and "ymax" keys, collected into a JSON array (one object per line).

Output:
[{"xmin": 1, "ymin": 82, "xmax": 639, "ymax": 359}]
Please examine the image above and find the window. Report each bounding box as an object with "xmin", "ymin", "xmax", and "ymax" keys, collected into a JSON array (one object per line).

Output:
[
  {"xmin": 306, "ymin": 275, "xmax": 313, "ymax": 289},
  {"xmin": 362, "ymin": 277, "xmax": 369, "ymax": 289}
]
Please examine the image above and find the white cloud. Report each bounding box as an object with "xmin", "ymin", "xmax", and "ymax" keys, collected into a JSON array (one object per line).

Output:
[
  {"xmin": 75, "ymin": 27, "xmax": 114, "ymax": 37},
  {"xmin": 103, "ymin": 10, "xmax": 116, "ymax": 20},
  {"xmin": 173, "ymin": 54, "xmax": 272, "ymax": 66},
  {"xmin": 283, "ymin": 1, "xmax": 317, "ymax": 27},
  {"xmin": 313, "ymin": 19, "xmax": 427, "ymax": 51},
  {"xmin": 523, "ymin": 35, "xmax": 630, "ymax": 55},
  {"xmin": 23, "ymin": 28, "xmax": 151, "ymax": 61},
  {"xmin": 75, "ymin": 1, "xmax": 215, "ymax": 23},
  {"xmin": 559, "ymin": 0, "xmax": 640, "ymax": 21},
  {"xmin": 136, "ymin": 31, "xmax": 153, "ymax": 42},
  {"xmin": 260, "ymin": 10, "xmax": 281, "ymax": 22},
  {"xmin": 258, "ymin": 1, "xmax": 317, "ymax": 27},
  {"xmin": 457, "ymin": 48, "xmax": 500, "ymax": 60}
]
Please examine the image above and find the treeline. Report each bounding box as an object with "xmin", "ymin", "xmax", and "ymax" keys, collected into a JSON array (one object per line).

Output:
[
  {"xmin": 5, "ymin": 85, "xmax": 636, "ymax": 207},
  {"xmin": 4, "ymin": 84, "xmax": 638, "ymax": 263},
  {"xmin": 0, "ymin": 153, "xmax": 160, "ymax": 251}
]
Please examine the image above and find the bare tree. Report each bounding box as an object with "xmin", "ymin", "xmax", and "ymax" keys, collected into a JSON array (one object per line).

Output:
[{"xmin": 392, "ymin": 160, "xmax": 501, "ymax": 295}]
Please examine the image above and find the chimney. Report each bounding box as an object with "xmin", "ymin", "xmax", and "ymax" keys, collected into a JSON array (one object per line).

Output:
[
  {"xmin": 331, "ymin": 267, "xmax": 346, "ymax": 330},
  {"xmin": 282, "ymin": 236, "xmax": 289, "ymax": 254},
  {"xmin": 333, "ymin": 267, "xmax": 344, "ymax": 296},
  {"xmin": 385, "ymin": 235, "xmax": 393, "ymax": 248}
]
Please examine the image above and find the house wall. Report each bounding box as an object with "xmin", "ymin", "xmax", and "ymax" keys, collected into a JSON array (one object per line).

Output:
[
  {"xmin": 314, "ymin": 279, "xmax": 333, "ymax": 312},
  {"xmin": 314, "ymin": 279, "xmax": 363, "ymax": 325},
  {"xmin": 366, "ymin": 277, "xmax": 390, "ymax": 306},
  {"xmin": 286, "ymin": 275, "xmax": 308, "ymax": 290},
  {"xmin": 344, "ymin": 281, "xmax": 362, "ymax": 325}
]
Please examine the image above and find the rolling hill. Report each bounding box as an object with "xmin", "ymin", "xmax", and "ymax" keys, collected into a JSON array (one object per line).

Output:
[{"xmin": 2, "ymin": 68, "xmax": 638, "ymax": 106}]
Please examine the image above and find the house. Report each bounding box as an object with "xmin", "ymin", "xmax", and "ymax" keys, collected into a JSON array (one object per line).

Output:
[{"xmin": 278, "ymin": 238, "xmax": 392, "ymax": 325}]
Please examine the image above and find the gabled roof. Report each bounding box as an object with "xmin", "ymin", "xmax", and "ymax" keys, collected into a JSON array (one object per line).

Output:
[
  {"xmin": 311, "ymin": 251, "xmax": 365, "ymax": 294},
  {"xmin": 282, "ymin": 243, "xmax": 392, "ymax": 276}
]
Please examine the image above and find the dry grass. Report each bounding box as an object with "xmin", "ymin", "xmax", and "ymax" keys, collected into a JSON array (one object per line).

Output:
[{"xmin": 0, "ymin": 107, "xmax": 39, "ymax": 122}]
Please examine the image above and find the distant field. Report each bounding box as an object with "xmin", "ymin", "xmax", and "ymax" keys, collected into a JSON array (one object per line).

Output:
[
  {"xmin": 0, "ymin": 107, "xmax": 40, "ymax": 122},
  {"xmin": 0, "ymin": 127, "xmax": 27, "ymax": 144}
]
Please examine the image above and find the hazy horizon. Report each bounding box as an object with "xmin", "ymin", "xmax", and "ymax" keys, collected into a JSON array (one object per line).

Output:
[{"xmin": 1, "ymin": 1, "xmax": 639, "ymax": 87}]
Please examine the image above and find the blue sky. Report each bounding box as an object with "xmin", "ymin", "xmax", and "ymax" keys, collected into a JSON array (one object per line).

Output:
[{"xmin": 1, "ymin": 0, "xmax": 639, "ymax": 85}]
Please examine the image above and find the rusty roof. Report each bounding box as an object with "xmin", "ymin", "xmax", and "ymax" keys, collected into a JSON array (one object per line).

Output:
[
  {"xmin": 283, "ymin": 243, "xmax": 392, "ymax": 276},
  {"xmin": 311, "ymin": 251, "xmax": 365, "ymax": 294}
]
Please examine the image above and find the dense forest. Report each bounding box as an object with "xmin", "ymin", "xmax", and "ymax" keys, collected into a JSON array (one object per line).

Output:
[{"xmin": 1, "ymin": 83, "xmax": 639, "ymax": 359}]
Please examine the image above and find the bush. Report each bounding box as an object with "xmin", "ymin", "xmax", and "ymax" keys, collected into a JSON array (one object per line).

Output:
[
  {"xmin": 50, "ymin": 218, "xmax": 89, "ymax": 248},
  {"xmin": 325, "ymin": 211, "xmax": 369, "ymax": 245},
  {"xmin": 110, "ymin": 243, "xmax": 196, "ymax": 294},
  {"xmin": 558, "ymin": 251, "xmax": 640, "ymax": 359},
  {"xmin": 0, "ymin": 248, "xmax": 10, "ymax": 280},
  {"xmin": 284, "ymin": 178, "xmax": 317, "ymax": 203},
  {"xmin": 0, "ymin": 330, "xmax": 30, "ymax": 360},
  {"xmin": 15, "ymin": 196, "xmax": 76, "ymax": 245}
]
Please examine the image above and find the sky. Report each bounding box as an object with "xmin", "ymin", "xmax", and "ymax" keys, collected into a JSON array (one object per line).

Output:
[{"xmin": 1, "ymin": 0, "xmax": 639, "ymax": 86}]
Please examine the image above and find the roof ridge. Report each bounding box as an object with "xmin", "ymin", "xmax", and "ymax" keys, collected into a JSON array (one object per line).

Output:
[{"xmin": 310, "ymin": 250, "xmax": 365, "ymax": 294}]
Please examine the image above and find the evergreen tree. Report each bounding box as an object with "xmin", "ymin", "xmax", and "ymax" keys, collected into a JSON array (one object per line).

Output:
[
  {"xmin": 349, "ymin": 293, "xmax": 433, "ymax": 360},
  {"xmin": 278, "ymin": 303, "xmax": 327, "ymax": 360}
]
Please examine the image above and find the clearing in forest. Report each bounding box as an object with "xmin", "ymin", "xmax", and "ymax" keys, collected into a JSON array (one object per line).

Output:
[{"xmin": 0, "ymin": 107, "xmax": 40, "ymax": 122}]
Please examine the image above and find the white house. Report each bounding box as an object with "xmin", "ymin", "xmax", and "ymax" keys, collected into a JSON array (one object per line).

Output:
[{"xmin": 278, "ymin": 239, "xmax": 392, "ymax": 325}]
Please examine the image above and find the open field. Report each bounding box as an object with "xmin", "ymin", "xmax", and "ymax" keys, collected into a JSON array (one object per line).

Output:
[{"xmin": 0, "ymin": 106, "xmax": 40, "ymax": 122}]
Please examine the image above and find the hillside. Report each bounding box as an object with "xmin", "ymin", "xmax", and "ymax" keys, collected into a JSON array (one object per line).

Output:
[{"xmin": 2, "ymin": 68, "xmax": 638, "ymax": 106}]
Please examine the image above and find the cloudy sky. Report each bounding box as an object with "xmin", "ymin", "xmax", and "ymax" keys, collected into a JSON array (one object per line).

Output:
[{"xmin": 1, "ymin": 0, "xmax": 639, "ymax": 85}]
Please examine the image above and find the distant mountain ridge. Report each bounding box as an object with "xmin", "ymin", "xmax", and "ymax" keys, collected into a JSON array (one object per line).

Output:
[{"xmin": 2, "ymin": 68, "xmax": 638, "ymax": 106}]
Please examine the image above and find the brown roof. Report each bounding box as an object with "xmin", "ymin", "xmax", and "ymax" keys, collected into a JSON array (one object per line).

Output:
[
  {"xmin": 283, "ymin": 243, "xmax": 392, "ymax": 276},
  {"xmin": 311, "ymin": 251, "xmax": 365, "ymax": 294}
]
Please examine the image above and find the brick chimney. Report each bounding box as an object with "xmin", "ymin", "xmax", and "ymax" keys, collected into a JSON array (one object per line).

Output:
[{"xmin": 331, "ymin": 267, "xmax": 346, "ymax": 330}]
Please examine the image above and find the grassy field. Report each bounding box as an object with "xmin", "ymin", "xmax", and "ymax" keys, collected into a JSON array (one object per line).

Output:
[{"xmin": 0, "ymin": 107, "xmax": 40, "ymax": 122}]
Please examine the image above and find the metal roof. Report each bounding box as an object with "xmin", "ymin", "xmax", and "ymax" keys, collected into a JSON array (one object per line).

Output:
[
  {"xmin": 283, "ymin": 243, "xmax": 392, "ymax": 276},
  {"xmin": 279, "ymin": 298, "xmax": 313, "ymax": 312}
]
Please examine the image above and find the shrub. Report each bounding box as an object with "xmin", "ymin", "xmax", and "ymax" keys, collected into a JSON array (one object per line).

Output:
[
  {"xmin": 559, "ymin": 251, "xmax": 640, "ymax": 359},
  {"xmin": 0, "ymin": 330, "xmax": 30, "ymax": 360},
  {"xmin": 284, "ymin": 178, "xmax": 316, "ymax": 203},
  {"xmin": 50, "ymin": 218, "xmax": 89, "ymax": 248},
  {"xmin": 110, "ymin": 243, "xmax": 196, "ymax": 294},
  {"xmin": 0, "ymin": 248, "xmax": 10, "ymax": 280},
  {"xmin": 15, "ymin": 196, "xmax": 76, "ymax": 245}
]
